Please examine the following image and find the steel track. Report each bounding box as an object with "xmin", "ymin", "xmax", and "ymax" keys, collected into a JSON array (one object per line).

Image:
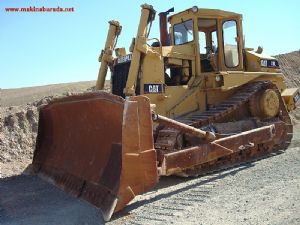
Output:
[{"xmin": 155, "ymin": 81, "xmax": 293, "ymax": 177}]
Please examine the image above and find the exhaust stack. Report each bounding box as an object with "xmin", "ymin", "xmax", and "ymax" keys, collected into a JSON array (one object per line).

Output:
[{"xmin": 159, "ymin": 7, "xmax": 174, "ymax": 46}]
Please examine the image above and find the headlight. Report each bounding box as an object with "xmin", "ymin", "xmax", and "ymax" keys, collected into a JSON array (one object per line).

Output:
[
  {"xmin": 260, "ymin": 59, "xmax": 279, "ymax": 68},
  {"xmin": 191, "ymin": 6, "xmax": 198, "ymax": 13},
  {"xmin": 216, "ymin": 75, "xmax": 222, "ymax": 82},
  {"xmin": 260, "ymin": 59, "xmax": 268, "ymax": 67}
]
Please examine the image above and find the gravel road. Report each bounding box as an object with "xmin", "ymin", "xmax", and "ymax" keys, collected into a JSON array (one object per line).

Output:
[
  {"xmin": 109, "ymin": 129, "xmax": 300, "ymax": 225},
  {"xmin": 1, "ymin": 125, "xmax": 299, "ymax": 225}
]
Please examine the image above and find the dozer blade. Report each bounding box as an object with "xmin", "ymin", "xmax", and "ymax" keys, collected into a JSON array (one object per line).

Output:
[{"xmin": 31, "ymin": 92, "xmax": 158, "ymax": 221}]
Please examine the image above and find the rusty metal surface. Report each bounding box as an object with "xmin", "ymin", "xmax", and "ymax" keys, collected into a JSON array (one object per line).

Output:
[
  {"xmin": 160, "ymin": 124, "xmax": 280, "ymax": 176},
  {"xmin": 34, "ymin": 92, "xmax": 124, "ymax": 183},
  {"xmin": 32, "ymin": 92, "xmax": 159, "ymax": 221},
  {"xmin": 115, "ymin": 96, "xmax": 159, "ymax": 212},
  {"xmin": 214, "ymin": 124, "xmax": 275, "ymax": 148},
  {"xmin": 155, "ymin": 129, "xmax": 182, "ymax": 150},
  {"xmin": 154, "ymin": 114, "xmax": 216, "ymax": 141},
  {"xmin": 161, "ymin": 144, "xmax": 232, "ymax": 176},
  {"xmin": 33, "ymin": 92, "xmax": 124, "ymax": 220}
]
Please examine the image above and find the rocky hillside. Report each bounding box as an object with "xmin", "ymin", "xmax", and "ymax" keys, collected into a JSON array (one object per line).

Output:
[{"xmin": 276, "ymin": 50, "xmax": 300, "ymax": 88}]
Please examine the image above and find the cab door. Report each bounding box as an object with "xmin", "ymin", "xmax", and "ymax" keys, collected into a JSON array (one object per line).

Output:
[{"xmin": 218, "ymin": 17, "xmax": 244, "ymax": 71}]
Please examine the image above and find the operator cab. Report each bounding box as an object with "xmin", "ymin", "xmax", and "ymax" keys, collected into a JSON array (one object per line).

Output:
[
  {"xmin": 168, "ymin": 7, "xmax": 244, "ymax": 78},
  {"xmin": 197, "ymin": 19, "xmax": 219, "ymax": 72}
]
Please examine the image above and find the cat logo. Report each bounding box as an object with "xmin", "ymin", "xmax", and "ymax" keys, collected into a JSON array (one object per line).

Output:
[
  {"xmin": 144, "ymin": 84, "xmax": 164, "ymax": 94},
  {"xmin": 117, "ymin": 54, "xmax": 132, "ymax": 64}
]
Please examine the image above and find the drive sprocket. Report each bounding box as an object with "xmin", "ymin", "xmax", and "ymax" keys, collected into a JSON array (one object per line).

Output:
[{"xmin": 250, "ymin": 89, "xmax": 280, "ymax": 118}]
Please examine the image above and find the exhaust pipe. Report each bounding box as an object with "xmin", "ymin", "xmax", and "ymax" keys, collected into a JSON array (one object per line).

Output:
[{"xmin": 159, "ymin": 7, "xmax": 174, "ymax": 46}]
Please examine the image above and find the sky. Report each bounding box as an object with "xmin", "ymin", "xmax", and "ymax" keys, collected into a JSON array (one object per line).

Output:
[{"xmin": 0, "ymin": 0, "xmax": 299, "ymax": 89}]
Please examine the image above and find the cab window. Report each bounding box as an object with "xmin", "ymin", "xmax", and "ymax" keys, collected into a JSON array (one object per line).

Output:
[
  {"xmin": 223, "ymin": 20, "xmax": 239, "ymax": 68},
  {"xmin": 211, "ymin": 30, "xmax": 218, "ymax": 53},
  {"xmin": 198, "ymin": 19, "xmax": 218, "ymax": 72},
  {"xmin": 199, "ymin": 31, "xmax": 207, "ymax": 53},
  {"xmin": 173, "ymin": 20, "xmax": 194, "ymax": 45}
]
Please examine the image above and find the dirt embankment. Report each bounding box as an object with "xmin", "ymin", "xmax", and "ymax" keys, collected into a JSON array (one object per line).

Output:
[
  {"xmin": 0, "ymin": 80, "xmax": 112, "ymax": 177},
  {"xmin": 0, "ymin": 100, "xmax": 49, "ymax": 177},
  {"xmin": 0, "ymin": 81, "xmax": 103, "ymax": 177},
  {"xmin": 0, "ymin": 106, "xmax": 38, "ymax": 164},
  {"xmin": 275, "ymin": 50, "xmax": 300, "ymax": 122},
  {"xmin": 276, "ymin": 50, "xmax": 300, "ymax": 88},
  {"xmin": 0, "ymin": 81, "xmax": 96, "ymax": 107}
]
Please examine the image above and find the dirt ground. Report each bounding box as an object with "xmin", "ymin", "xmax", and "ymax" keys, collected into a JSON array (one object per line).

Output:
[{"xmin": 1, "ymin": 126, "xmax": 300, "ymax": 225}]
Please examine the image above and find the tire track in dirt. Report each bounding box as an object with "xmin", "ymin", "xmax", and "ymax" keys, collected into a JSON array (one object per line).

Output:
[
  {"xmin": 109, "ymin": 165, "xmax": 251, "ymax": 224},
  {"xmin": 108, "ymin": 133, "xmax": 300, "ymax": 225}
]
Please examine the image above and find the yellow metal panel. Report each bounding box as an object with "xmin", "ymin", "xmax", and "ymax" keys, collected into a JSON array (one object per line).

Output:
[
  {"xmin": 281, "ymin": 88, "xmax": 299, "ymax": 97},
  {"xmin": 281, "ymin": 88, "xmax": 299, "ymax": 111},
  {"xmin": 140, "ymin": 55, "xmax": 164, "ymax": 85},
  {"xmin": 96, "ymin": 21, "xmax": 121, "ymax": 90},
  {"xmin": 221, "ymin": 71, "xmax": 287, "ymax": 91},
  {"xmin": 165, "ymin": 87, "xmax": 202, "ymax": 118},
  {"xmin": 162, "ymin": 44, "xmax": 195, "ymax": 60},
  {"xmin": 125, "ymin": 4, "xmax": 155, "ymax": 96},
  {"xmin": 145, "ymin": 86, "xmax": 188, "ymax": 116},
  {"xmin": 167, "ymin": 58, "xmax": 182, "ymax": 66},
  {"xmin": 145, "ymin": 85, "xmax": 206, "ymax": 118},
  {"xmin": 169, "ymin": 8, "xmax": 242, "ymax": 25}
]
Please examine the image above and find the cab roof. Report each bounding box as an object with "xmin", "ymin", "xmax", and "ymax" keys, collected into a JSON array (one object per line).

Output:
[{"xmin": 169, "ymin": 7, "xmax": 242, "ymax": 22}]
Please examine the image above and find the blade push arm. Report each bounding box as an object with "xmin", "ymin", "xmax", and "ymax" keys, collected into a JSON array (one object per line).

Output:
[
  {"xmin": 96, "ymin": 20, "xmax": 122, "ymax": 90},
  {"xmin": 124, "ymin": 4, "xmax": 156, "ymax": 96}
]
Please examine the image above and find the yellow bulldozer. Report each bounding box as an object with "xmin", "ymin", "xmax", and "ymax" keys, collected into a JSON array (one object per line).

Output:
[{"xmin": 31, "ymin": 4, "xmax": 299, "ymax": 221}]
